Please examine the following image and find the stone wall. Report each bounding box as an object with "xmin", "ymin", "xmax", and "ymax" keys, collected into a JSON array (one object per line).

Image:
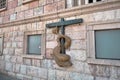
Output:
[{"xmin": 0, "ymin": 0, "xmax": 120, "ymax": 80}]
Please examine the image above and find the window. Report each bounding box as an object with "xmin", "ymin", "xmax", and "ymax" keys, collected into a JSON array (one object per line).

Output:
[
  {"xmin": 66, "ymin": 0, "xmax": 84, "ymax": 8},
  {"xmin": 89, "ymin": 0, "xmax": 93, "ymax": 3},
  {"xmin": 85, "ymin": 0, "xmax": 102, "ymax": 4},
  {"xmin": 0, "ymin": 35, "xmax": 3, "ymax": 56},
  {"xmin": 95, "ymin": 29, "xmax": 120, "ymax": 60},
  {"xmin": 87, "ymin": 21, "xmax": 120, "ymax": 66},
  {"xmin": 0, "ymin": 0, "xmax": 7, "ymax": 11},
  {"xmin": 27, "ymin": 35, "xmax": 41, "ymax": 55},
  {"xmin": 66, "ymin": 0, "xmax": 102, "ymax": 8},
  {"xmin": 24, "ymin": 31, "xmax": 45, "ymax": 58}
]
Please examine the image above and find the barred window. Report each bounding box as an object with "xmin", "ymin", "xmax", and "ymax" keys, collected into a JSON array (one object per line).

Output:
[
  {"xmin": 66, "ymin": 0, "xmax": 103, "ymax": 8},
  {"xmin": 0, "ymin": 0, "xmax": 6, "ymax": 10}
]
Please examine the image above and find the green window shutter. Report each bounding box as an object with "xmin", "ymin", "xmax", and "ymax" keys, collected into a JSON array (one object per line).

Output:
[
  {"xmin": 95, "ymin": 29, "xmax": 120, "ymax": 60},
  {"xmin": 27, "ymin": 35, "xmax": 41, "ymax": 55}
]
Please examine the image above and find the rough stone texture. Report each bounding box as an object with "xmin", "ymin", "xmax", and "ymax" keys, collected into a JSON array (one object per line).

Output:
[
  {"xmin": 0, "ymin": 0, "xmax": 120, "ymax": 80},
  {"xmin": 34, "ymin": 7, "xmax": 43, "ymax": 16},
  {"xmin": 5, "ymin": 62, "xmax": 13, "ymax": 72},
  {"xmin": 10, "ymin": 13, "xmax": 17, "ymax": 21},
  {"xmin": 20, "ymin": 65, "xmax": 27, "ymax": 75},
  {"xmin": 23, "ymin": 58, "xmax": 32, "ymax": 66},
  {"xmin": 69, "ymin": 50, "xmax": 86, "ymax": 61}
]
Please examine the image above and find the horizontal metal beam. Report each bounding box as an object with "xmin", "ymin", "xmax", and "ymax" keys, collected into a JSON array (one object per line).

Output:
[{"xmin": 46, "ymin": 18, "xmax": 83, "ymax": 28}]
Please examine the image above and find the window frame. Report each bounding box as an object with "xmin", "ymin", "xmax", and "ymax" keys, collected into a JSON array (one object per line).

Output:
[
  {"xmin": 0, "ymin": 34, "xmax": 4, "ymax": 56},
  {"xmin": 23, "ymin": 30, "xmax": 45, "ymax": 59},
  {"xmin": 0, "ymin": 0, "xmax": 7, "ymax": 12},
  {"xmin": 87, "ymin": 20, "xmax": 120, "ymax": 67}
]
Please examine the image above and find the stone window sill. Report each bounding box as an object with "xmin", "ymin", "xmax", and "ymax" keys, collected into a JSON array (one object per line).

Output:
[
  {"xmin": 22, "ymin": 55, "xmax": 44, "ymax": 59},
  {"xmin": 87, "ymin": 58, "xmax": 120, "ymax": 67},
  {"xmin": 0, "ymin": 7, "xmax": 6, "ymax": 12},
  {"xmin": 22, "ymin": 0, "xmax": 36, "ymax": 4}
]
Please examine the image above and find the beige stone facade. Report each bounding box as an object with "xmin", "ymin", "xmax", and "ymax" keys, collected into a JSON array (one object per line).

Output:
[{"xmin": 0, "ymin": 0, "xmax": 120, "ymax": 80}]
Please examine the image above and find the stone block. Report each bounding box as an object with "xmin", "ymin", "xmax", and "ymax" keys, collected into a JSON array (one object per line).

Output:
[
  {"xmin": 46, "ymin": 48, "xmax": 53, "ymax": 59},
  {"xmin": 23, "ymin": 75, "xmax": 32, "ymax": 80},
  {"xmin": 41, "ymin": 60, "xmax": 53, "ymax": 68},
  {"xmin": 18, "ymin": 0, "xmax": 22, "ymax": 6},
  {"xmin": 66, "ymin": 31, "xmax": 86, "ymax": 40},
  {"xmin": 71, "ymin": 40, "xmax": 86, "ymax": 50},
  {"xmin": 29, "ymin": 1, "xmax": 39, "ymax": 9},
  {"xmin": 18, "ymin": 32, "xmax": 24, "ymax": 36},
  {"xmin": 34, "ymin": 7, "xmax": 43, "ymax": 16},
  {"xmin": 104, "ymin": 10, "xmax": 115, "ymax": 20},
  {"xmin": 69, "ymin": 73, "xmax": 94, "ymax": 80},
  {"xmin": 15, "ymin": 6, "xmax": 21, "ymax": 12},
  {"xmin": 93, "ymin": 12, "xmax": 104, "ymax": 21},
  {"xmin": 116, "ymin": 9, "xmax": 120, "ymax": 19},
  {"xmin": 3, "ymin": 48, "xmax": 9, "ymax": 54},
  {"xmin": 25, "ymin": 9, "xmax": 34, "ymax": 18},
  {"xmin": 96, "ymin": 65, "xmax": 110, "ymax": 77},
  {"xmin": 117, "ymin": 67, "xmax": 120, "ymax": 79},
  {"xmin": 14, "ymin": 64, "xmax": 20, "ymax": 73},
  {"xmin": 12, "ymin": 32, "xmax": 18, "ymax": 37},
  {"xmin": 57, "ymin": 0, "xmax": 65, "ymax": 11},
  {"xmin": 110, "ymin": 67, "xmax": 118, "ymax": 79},
  {"xmin": 12, "ymin": 42, "xmax": 17, "ymax": 48},
  {"xmin": 46, "ymin": 41, "xmax": 57, "ymax": 48},
  {"xmin": 16, "ymin": 74, "xmax": 24, "ymax": 80},
  {"xmin": 15, "ymin": 36, "xmax": 24, "ymax": 42},
  {"xmin": 16, "ymin": 56, "xmax": 23, "ymax": 63},
  {"xmin": 6, "ymin": 42, "xmax": 12, "ymax": 48},
  {"xmin": 5, "ymin": 55, "xmax": 11, "ymax": 62},
  {"xmin": 90, "ymin": 65, "xmax": 110, "ymax": 77},
  {"xmin": 48, "ymin": 69, "xmax": 56, "ymax": 80},
  {"xmin": 38, "ymin": 68, "xmax": 47, "ymax": 79},
  {"xmin": 17, "ymin": 42, "xmax": 23, "ymax": 48},
  {"xmin": 56, "ymin": 70, "xmax": 70, "ymax": 80},
  {"xmin": 39, "ymin": 0, "xmax": 46, "ymax": 6},
  {"xmin": 69, "ymin": 50, "xmax": 86, "ymax": 61},
  {"xmin": 5, "ymin": 62, "xmax": 13, "ymax": 71},
  {"xmin": 27, "ymin": 66, "xmax": 39, "ymax": 77},
  {"xmin": 44, "ymin": 3, "xmax": 57, "ymax": 13},
  {"xmin": 24, "ymin": 58, "xmax": 32, "ymax": 66},
  {"xmin": 32, "ymin": 59, "xmax": 41, "ymax": 67},
  {"xmin": 0, "ymin": 17, "xmax": 3, "ymax": 23},
  {"xmin": 9, "ymin": 48, "xmax": 15, "ymax": 55},
  {"xmin": 32, "ymin": 77, "xmax": 41, "ymax": 80},
  {"xmin": 69, "ymin": 61, "xmax": 85, "ymax": 73},
  {"xmin": 46, "ymin": 34, "xmax": 55, "ymax": 41},
  {"xmin": 19, "ymin": 25, "xmax": 27, "ymax": 31},
  {"xmin": 46, "ymin": 0, "xmax": 54, "ymax": 4},
  {"xmin": 7, "ymin": 72, "xmax": 16, "ymax": 77},
  {"xmin": 36, "ymin": 22, "xmax": 45, "ymax": 30},
  {"xmin": 65, "ymin": 24, "xmax": 86, "ymax": 32},
  {"xmin": 15, "ymin": 48, "xmax": 23, "ymax": 56},
  {"xmin": 31, "ymin": 22, "xmax": 37, "ymax": 30},
  {"xmin": 20, "ymin": 4, "xmax": 29, "ymax": 11},
  {"xmin": 95, "ymin": 77, "xmax": 109, "ymax": 80},
  {"xmin": 10, "ymin": 13, "xmax": 17, "ymax": 21},
  {"xmin": 0, "ymin": 61, "xmax": 5, "ymax": 70},
  {"xmin": 17, "ymin": 11, "xmax": 25, "ymax": 20},
  {"xmin": 3, "ymin": 15, "xmax": 9, "ymax": 23},
  {"xmin": 20, "ymin": 65, "xmax": 27, "ymax": 75},
  {"xmin": 11, "ymin": 56, "xmax": 17, "ymax": 63}
]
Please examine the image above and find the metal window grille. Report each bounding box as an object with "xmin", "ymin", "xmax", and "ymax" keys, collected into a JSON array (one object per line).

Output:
[{"xmin": 0, "ymin": 0, "xmax": 6, "ymax": 9}]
